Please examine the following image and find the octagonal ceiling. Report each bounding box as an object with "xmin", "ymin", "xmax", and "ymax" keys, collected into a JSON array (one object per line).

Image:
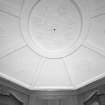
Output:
[{"xmin": 0, "ymin": 0, "xmax": 105, "ymax": 90}]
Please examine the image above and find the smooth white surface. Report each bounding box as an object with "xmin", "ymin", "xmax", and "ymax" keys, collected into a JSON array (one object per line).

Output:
[
  {"xmin": 35, "ymin": 59, "xmax": 74, "ymax": 88},
  {"xmin": 0, "ymin": 47, "xmax": 42, "ymax": 88},
  {"xmin": 0, "ymin": 0, "xmax": 105, "ymax": 90},
  {"xmin": 30, "ymin": 0, "xmax": 81, "ymax": 50},
  {"xmin": 0, "ymin": 12, "xmax": 25, "ymax": 58},
  {"xmin": 0, "ymin": 0, "xmax": 23, "ymax": 16},
  {"xmin": 65, "ymin": 47, "xmax": 105, "ymax": 88},
  {"xmin": 21, "ymin": 0, "xmax": 88, "ymax": 58}
]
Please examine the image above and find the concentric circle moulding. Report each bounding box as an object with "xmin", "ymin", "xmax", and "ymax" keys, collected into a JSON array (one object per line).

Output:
[{"xmin": 21, "ymin": 0, "xmax": 89, "ymax": 58}]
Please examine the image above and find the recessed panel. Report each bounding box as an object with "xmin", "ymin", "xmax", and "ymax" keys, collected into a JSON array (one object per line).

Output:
[
  {"xmin": 0, "ymin": 12, "xmax": 24, "ymax": 57},
  {"xmin": 87, "ymin": 0, "xmax": 105, "ymax": 18},
  {"xmin": 35, "ymin": 59, "xmax": 73, "ymax": 89},
  {"xmin": 21, "ymin": 0, "xmax": 88, "ymax": 58},
  {"xmin": 0, "ymin": 47, "xmax": 41, "ymax": 88},
  {"xmin": 65, "ymin": 47, "xmax": 105, "ymax": 88},
  {"xmin": 86, "ymin": 14, "xmax": 105, "ymax": 51},
  {"xmin": 29, "ymin": 0, "xmax": 81, "ymax": 51},
  {"xmin": 0, "ymin": 0, "xmax": 23, "ymax": 16}
]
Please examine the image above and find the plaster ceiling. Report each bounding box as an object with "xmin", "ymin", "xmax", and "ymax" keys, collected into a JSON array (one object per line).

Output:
[{"xmin": 0, "ymin": 0, "xmax": 105, "ymax": 90}]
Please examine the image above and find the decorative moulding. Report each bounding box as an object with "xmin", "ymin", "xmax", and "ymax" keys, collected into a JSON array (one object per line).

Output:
[
  {"xmin": 0, "ymin": 0, "xmax": 105, "ymax": 91},
  {"xmin": 21, "ymin": 0, "xmax": 89, "ymax": 58}
]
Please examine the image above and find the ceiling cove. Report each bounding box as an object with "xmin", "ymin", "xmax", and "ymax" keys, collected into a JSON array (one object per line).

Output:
[{"xmin": 0, "ymin": 0, "xmax": 105, "ymax": 90}]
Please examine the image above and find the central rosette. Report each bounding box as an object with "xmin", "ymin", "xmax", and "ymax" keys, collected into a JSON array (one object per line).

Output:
[{"xmin": 29, "ymin": 0, "xmax": 82, "ymax": 51}]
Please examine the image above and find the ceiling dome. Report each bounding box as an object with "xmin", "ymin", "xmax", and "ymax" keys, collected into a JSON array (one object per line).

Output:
[
  {"xmin": 0, "ymin": 0, "xmax": 105, "ymax": 90},
  {"xmin": 21, "ymin": 0, "xmax": 88, "ymax": 58}
]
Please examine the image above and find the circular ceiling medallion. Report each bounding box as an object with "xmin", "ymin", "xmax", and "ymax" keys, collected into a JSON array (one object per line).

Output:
[{"xmin": 21, "ymin": 0, "xmax": 88, "ymax": 58}]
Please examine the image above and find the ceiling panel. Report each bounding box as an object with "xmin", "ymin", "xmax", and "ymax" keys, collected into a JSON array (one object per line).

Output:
[
  {"xmin": 0, "ymin": 46, "xmax": 42, "ymax": 89},
  {"xmin": 65, "ymin": 47, "xmax": 105, "ymax": 88},
  {"xmin": 34, "ymin": 59, "xmax": 74, "ymax": 89},
  {"xmin": 0, "ymin": 0, "xmax": 24, "ymax": 16}
]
